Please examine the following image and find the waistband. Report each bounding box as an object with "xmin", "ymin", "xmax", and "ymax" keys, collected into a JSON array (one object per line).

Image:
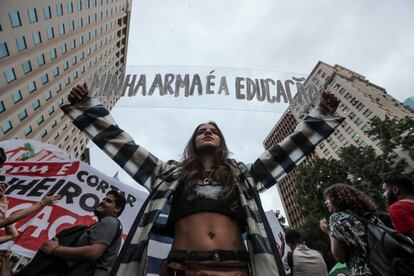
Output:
[{"xmin": 167, "ymin": 250, "xmax": 250, "ymax": 262}]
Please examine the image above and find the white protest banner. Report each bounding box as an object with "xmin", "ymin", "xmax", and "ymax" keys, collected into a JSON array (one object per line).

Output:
[
  {"xmin": 0, "ymin": 139, "xmax": 149, "ymax": 257},
  {"xmin": 87, "ymin": 65, "xmax": 315, "ymax": 114}
]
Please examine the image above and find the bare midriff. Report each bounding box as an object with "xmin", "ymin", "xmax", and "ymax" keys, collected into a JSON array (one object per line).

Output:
[{"xmin": 171, "ymin": 212, "xmax": 246, "ymax": 251}]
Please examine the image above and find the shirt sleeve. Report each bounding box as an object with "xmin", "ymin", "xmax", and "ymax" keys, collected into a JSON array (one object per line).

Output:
[
  {"xmin": 89, "ymin": 216, "xmax": 120, "ymax": 247},
  {"xmin": 249, "ymin": 105, "xmax": 344, "ymax": 192},
  {"xmin": 329, "ymin": 212, "xmax": 363, "ymax": 249},
  {"xmin": 389, "ymin": 204, "xmax": 414, "ymax": 234},
  {"xmin": 61, "ymin": 97, "xmax": 175, "ymax": 191}
]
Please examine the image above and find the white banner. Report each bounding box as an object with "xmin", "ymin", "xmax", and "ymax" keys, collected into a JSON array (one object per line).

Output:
[{"xmin": 0, "ymin": 139, "xmax": 148, "ymax": 257}]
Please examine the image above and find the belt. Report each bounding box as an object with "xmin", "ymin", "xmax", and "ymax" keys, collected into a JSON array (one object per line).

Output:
[{"xmin": 167, "ymin": 250, "xmax": 250, "ymax": 262}]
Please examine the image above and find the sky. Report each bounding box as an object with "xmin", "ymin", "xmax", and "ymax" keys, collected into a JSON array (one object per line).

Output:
[{"xmin": 89, "ymin": 0, "xmax": 414, "ymax": 220}]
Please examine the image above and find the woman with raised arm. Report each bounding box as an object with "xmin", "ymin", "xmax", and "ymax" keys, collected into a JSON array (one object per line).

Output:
[
  {"xmin": 0, "ymin": 181, "xmax": 60, "ymax": 244},
  {"xmin": 63, "ymin": 83, "xmax": 342, "ymax": 276}
]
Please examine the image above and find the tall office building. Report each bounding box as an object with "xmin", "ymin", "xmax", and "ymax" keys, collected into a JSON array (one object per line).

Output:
[
  {"xmin": 264, "ymin": 61, "xmax": 413, "ymax": 228},
  {"xmin": 0, "ymin": 0, "xmax": 131, "ymax": 161}
]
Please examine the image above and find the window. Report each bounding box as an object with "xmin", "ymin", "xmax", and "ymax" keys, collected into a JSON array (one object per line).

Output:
[
  {"xmin": 56, "ymin": 4, "xmax": 63, "ymax": 16},
  {"xmin": 1, "ymin": 121, "xmax": 13, "ymax": 134},
  {"xmin": 0, "ymin": 101, "xmax": 5, "ymax": 113},
  {"xmin": 18, "ymin": 109, "xmax": 28, "ymax": 121},
  {"xmin": 32, "ymin": 31, "xmax": 42, "ymax": 45},
  {"xmin": 348, "ymin": 112, "xmax": 355, "ymax": 119},
  {"xmin": 54, "ymin": 132, "xmax": 60, "ymax": 140},
  {"xmin": 59, "ymin": 23, "xmax": 65, "ymax": 35},
  {"xmin": 72, "ymin": 56, "xmax": 77, "ymax": 65},
  {"xmin": 78, "ymin": 18, "xmax": 83, "ymax": 28},
  {"xmin": 37, "ymin": 53, "xmax": 45, "ymax": 66},
  {"xmin": 80, "ymin": 51, "xmax": 84, "ymax": 60},
  {"xmin": 356, "ymin": 102, "xmax": 365, "ymax": 111},
  {"xmin": 55, "ymin": 83, "xmax": 62, "ymax": 92},
  {"xmin": 50, "ymin": 48, "xmax": 57, "ymax": 60},
  {"xmin": 12, "ymin": 90, "xmax": 23, "ymax": 103},
  {"xmin": 70, "ymin": 39, "xmax": 75, "ymax": 49},
  {"xmin": 323, "ymin": 148, "xmax": 330, "ymax": 156},
  {"xmin": 362, "ymin": 125, "xmax": 370, "ymax": 133},
  {"xmin": 363, "ymin": 109, "xmax": 372, "ymax": 117},
  {"xmin": 27, "ymin": 81, "xmax": 36, "ymax": 93},
  {"xmin": 77, "ymin": 0, "xmax": 82, "ymax": 11},
  {"xmin": 45, "ymin": 91, "xmax": 52, "ymax": 101},
  {"xmin": 37, "ymin": 115, "xmax": 44, "ymax": 125},
  {"xmin": 32, "ymin": 99, "xmax": 41, "ymax": 110},
  {"xmin": 4, "ymin": 68, "xmax": 16, "ymax": 83},
  {"xmin": 43, "ymin": 6, "xmax": 52, "ymax": 19},
  {"xmin": 346, "ymin": 127, "xmax": 353, "ymax": 135},
  {"xmin": 79, "ymin": 35, "xmax": 84, "ymax": 45},
  {"xmin": 21, "ymin": 60, "xmax": 32, "ymax": 74},
  {"xmin": 48, "ymin": 106, "xmax": 55, "ymax": 114},
  {"xmin": 58, "ymin": 98, "xmax": 64, "ymax": 106},
  {"xmin": 27, "ymin": 8, "xmax": 38, "ymax": 23},
  {"xmin": 61, "ymin": 43, "xmax": 67, "ymax": 54},
  {"xmin": 0, "ymin": 42, "xmax": 10, "ymax": 59},
  {"xmin": 41, "ymin": 73, "xmax": 49, "ymax": 85},
  {"xmin": 24, "ymin": 126, "xmax": 32, "ymax": 136},
  {"xmin": 16, "ymin": 36, "xmax": 27, "ymax": 51},
  {"xmin": 63, "ymin": 61, "xmax": 69, "ymax": 70},
  {"xmin": 69, "ymin": 20, "xmax": 75, "ymax": 32},
  {"xmin": 41, "ymin": 129, "xmax": 48, "ymax": 138},
  {"xmin": 67, "ymin": 2, "xmax": 74, "ymax": 14},
  {"xmin": 52, "ymin": 67, "xmax": 59, "ymax": 77},
  {"xmin": 52, "ymin": 120, "xmax": 57, "ymax": 128},
  {"xmin": 9, "ymin": 11, "xmax": 22, "ymax": 28},
  {"xmin": 337, "ymin": 134, "xmax": 345, "ymax": 142},
  {"xmin": 355, "ymin": 118, "xmax": 363, "ymax": 126},
  {"xmin": 47, "ymin": 26, "xmax": 54, "ymax": 40}
]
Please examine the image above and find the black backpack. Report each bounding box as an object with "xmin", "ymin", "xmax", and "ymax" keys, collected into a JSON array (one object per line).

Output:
[
  {"xmin": 354, "ymin": 213, "xmax": 414, "ymax": 276},
  {"xmin": 16, "ymin": 219, "xmax": 121, "ymax": 276},
  {"xmin": 15, "ymin": 225, "xmax": 88, "ymax": 276}
]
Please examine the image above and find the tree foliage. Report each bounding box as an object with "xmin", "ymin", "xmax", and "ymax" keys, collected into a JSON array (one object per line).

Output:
[{"xmin": 292, "ymin": 115, "xmax": 414, "ymax": 269}]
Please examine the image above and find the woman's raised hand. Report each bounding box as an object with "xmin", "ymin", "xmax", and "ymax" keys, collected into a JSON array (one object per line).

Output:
[{"xmin": 68, "ymin": 82, "xmax": 89, "ymax": 105}]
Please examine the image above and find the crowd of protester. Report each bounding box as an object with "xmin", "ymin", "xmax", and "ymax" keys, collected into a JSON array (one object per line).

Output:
[
  {"xmin": 0, "ymin": 83, "xmax": 413, "ymax": 276},
  {"xmin": 277, "ymin": 176, "xmax": 414, "ymax": 276}
]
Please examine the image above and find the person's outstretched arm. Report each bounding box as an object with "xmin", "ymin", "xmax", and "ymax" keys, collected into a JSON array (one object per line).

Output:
[
  {"xmin": 249, "ymin": 91, "xmax": 344, "ymax": 192},
  {"xmin": 61, "ymin": 83, "xmax": 176, "ymax": 191},
  {"xmin": 0, "ymin": 251, "xmax": 12, "ymax": 276},
  {"xmin": 0, "ymin": 205, "xmax": 18, "ymax": 244},
  {"xmin": 0, "ymin": 195, "xmax": 60, "ymax": 228}
]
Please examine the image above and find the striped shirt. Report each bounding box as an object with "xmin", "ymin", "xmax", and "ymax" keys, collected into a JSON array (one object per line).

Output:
[{"xmin": 62, "ymin": 98, "xmax": 343, "ymax": 276}]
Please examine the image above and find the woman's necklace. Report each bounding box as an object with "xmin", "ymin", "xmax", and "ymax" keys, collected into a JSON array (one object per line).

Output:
[{"xmin": 202, "ymin": 170, "xmax": 213, "ymax": 186}]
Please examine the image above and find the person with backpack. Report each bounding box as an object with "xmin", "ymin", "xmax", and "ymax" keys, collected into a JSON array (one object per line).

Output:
[
  {"xmin": 281, "ymin": 229, "xmax": 328, "ymax": 276},
  {"xmin": 383, "ymin": 176, "xmax": 414, "ymax": 241},
  {"xmin": 319, "ymin": 183, "xmax": 380, "ymax": 276},
  {"xmin": 0, "ymin": 190, "xmax": 126, "ymax": 276}
]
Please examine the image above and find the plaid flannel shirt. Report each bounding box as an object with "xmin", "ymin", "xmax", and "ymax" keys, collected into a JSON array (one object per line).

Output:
[{"xmin": 62, "ymin": 98, "xmax": 343, "ymax": 276}]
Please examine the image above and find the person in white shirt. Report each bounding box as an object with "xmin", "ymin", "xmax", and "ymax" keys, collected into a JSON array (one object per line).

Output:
[{"xmin": 282, "ymin": 229, "xmax": 328, "ymax": 276}]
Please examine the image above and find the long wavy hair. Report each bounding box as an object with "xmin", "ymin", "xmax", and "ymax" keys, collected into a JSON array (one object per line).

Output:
[
  {"xmin": 179, "ymin": 122, "xmax": 239, "ymax": 206},
  {"xmin": 323, "ymin": 183, "xmax": 377, "ymax": 216}
]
